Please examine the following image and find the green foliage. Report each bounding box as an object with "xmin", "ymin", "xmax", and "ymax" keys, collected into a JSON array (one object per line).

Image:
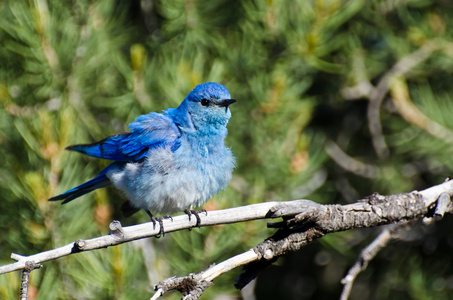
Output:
[{"xmin": 1, "ymin": 0, "xmax": 453, "ymax": 299}]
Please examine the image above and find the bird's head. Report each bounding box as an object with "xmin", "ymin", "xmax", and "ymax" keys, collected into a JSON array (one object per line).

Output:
[{"xmin": 182, "ymin": 82, "xmax": 236, "ymax": 132}]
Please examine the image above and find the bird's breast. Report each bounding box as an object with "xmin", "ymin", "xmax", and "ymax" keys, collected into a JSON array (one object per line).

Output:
[{"xmin": 108, "ymin": 136, "xmax": 234, "ymax": 214}]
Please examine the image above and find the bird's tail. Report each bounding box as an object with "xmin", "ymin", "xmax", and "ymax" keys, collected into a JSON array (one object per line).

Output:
[{"xmin": 49, "ymin": 174, "xmax": 111, "ymax": 204}]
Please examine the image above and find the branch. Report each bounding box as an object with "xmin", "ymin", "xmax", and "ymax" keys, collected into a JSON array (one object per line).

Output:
[
  {"xmin": 367, "ymin": 39, "xmax": 442, "ymax": 159},
  {"xmin": 340, "ymin": 223, "xmax": 402, "ymax": 300},
  {"xmin": 19, "ymin": 261, "xmax": 42, "ymax": 300},
  {"xmin": 390, "ymin": 78, "xmax": 453, "ymax": 144},
  {"xmin": 342, "ymin": 39, "xmax": 443, "ymax": 159},
  {"xmin": 2, "ymin": 180, "xmax": 453, "ymax": 299},
  {"xmin": 0, "ymin": 200, "xmax": 320, "ymax": 275},
  {"xmin": 340, "ymin": 191, "xmax": 453, "ymax": 300},
  {"xmin": 152, "ymin": 180, "xmax": 453, "ymax": 299},
  {"xmin": 325, "ymin": 140, "xmax": 379, "ymax": 179}
]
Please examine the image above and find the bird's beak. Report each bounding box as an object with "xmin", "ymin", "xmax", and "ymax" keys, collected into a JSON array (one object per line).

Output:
[{"xmin": 217, "ymin": 99, "xmax": 237, "ymax": 107}]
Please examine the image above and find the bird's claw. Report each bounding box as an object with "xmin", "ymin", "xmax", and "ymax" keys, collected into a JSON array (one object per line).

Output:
[
  {"xmin": 154, "ymin": 217, "xmax": 165, "ymax": 238},
  {"xmin": 184, "ymin": 209, "xmax": 207, "ymax": 227},
  {"xmin": 146, "ymin": 210, "xmax": 173, "ymax": 237}
]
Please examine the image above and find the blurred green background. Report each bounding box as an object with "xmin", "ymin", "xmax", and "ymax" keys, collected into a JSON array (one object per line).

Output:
[{"xmin": 1, "ymin": 0, "xmax": 453, "ymax": 299}]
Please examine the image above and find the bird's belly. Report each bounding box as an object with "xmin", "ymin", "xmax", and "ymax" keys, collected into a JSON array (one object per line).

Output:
[{"xmin": 107, "ymin": 147, "xmax": 233, "ymax": 214}]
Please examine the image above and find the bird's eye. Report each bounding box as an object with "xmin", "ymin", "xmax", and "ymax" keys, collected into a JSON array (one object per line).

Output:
[{"xmin": 200, "ymin": 98, "xmax": 210, "ymax": 107}]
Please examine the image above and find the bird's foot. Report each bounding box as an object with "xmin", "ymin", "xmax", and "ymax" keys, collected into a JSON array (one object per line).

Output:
[
  {"xmin": 163, "ymin": 215, "xmax": 173, "ymax": 222},
  {"xmin": 184, "ymin": 209, "xmax": 207, "ymax": 227},
  {"xmin": 146, "ymin": 210, "xmax": 172, "ymax": 237}
]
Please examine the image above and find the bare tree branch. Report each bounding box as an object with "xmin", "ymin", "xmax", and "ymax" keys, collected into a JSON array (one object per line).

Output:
[
  {"xmin": 19, "ymin": 261, "xmax": 42, "ymax": 300},
  {"xmin": 390, "ymin": 79, "xmax": 453, "ymax": 144},
  {"xmin": 1, "ymin": 180, "xmax": 453, "ymax": 299},
  {"xmin": 340, "ymin": 223, "xmax": 402, "ymax": 300},
  {"xmin": 0, "ymin": 200, "xmax": 321, "ymax": 275},
  {"xmin": 325, "ymin": 140, "xmax": 379, "ymax": 179},
  {"xmin": 341, "ymin": 39, "xmax": 443, "ymax": 159},
  {"xmin": 367, "ymin": 39, "xmax": 441, "ymax": 159},
  {"xmin": 151, "ymin": 180, "xmax": 453, "ymax": 299},
  {"xmin": 340, "ymin": 190, "xmax": 453, "ymax": 300}
]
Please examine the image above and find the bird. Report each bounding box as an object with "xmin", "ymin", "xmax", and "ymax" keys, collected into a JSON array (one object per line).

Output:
[{"xmin": 49, "ymin": 82, "xmax": 236, "ymax": 231}]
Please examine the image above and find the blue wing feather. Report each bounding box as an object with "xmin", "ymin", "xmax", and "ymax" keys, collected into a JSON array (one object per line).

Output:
[
  {"xmin": 68, "ymin": 113, "xmax": 181, "ymax": 162},
  {"xmin": 48, "ymin": 173, "xmax": 111, "ymax": 203}
]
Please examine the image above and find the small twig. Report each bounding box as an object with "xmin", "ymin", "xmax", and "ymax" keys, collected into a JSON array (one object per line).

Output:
[
  {"xmin": 340, "ymin": 224, "xmax": 401, "ymax": 300},
  {"xmin": 11, "ymin": 253, "xmax": 26, "ymax": 261},
  {"xmin": 325, "ymin": 140, "xmax": 379, "ymax": 179},
  {"xmin": 434, "ymin": 192, "xmax": 451, "ymax": 220},
  {"xmin": 20, "ymin": 261, "xmax": 42, "ymax": 300},
  {"xmin": 367, "ymin": 39, "xmax": 442, "ymax": 159},
  {"xmin": 341, "ymin": 81, "xmax": 376, "ymax": 100},
  {"xmin": 341, "ymin": 49, "xmax": 375, "ymax": 101},
  {"xmin": 153, "ymin": 250, "xmax": 259, "ymax": 300},
  {"xmin": 150, "ymin": 288, "xmax": 163, "ymax": 300},
  {"xmin": 390, "ymin": 79, "xmax": 453, "ymax": 144}
]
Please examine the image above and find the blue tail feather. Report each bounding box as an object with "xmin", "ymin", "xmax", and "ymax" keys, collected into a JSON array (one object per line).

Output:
[
  {"xmin": 65, "ymin": 133, "xmax": 128, "ymax": 161},
  {"xmin": 49, "ymin": 174, "xmax": 111, "ymax": 204}
]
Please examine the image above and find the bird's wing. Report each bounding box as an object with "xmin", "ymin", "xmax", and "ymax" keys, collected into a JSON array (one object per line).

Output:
[{"xmin": 67, "ymin": 113, "xmax": 181, "ymax": 161}]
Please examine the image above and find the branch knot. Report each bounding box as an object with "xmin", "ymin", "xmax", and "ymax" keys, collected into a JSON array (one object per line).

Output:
[{"xmin": 109, "ymin": 220, "xmax": 124, "ymax": 240}]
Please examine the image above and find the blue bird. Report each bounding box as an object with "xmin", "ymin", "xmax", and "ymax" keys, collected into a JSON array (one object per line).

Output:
[{"xmin": 49, "ymin": 82, "xmax": 236, "ymax": 225}]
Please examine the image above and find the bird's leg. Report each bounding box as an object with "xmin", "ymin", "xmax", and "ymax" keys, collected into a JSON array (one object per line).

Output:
[
  {"xmin": 184, "ymin": 209, "xmax": 207, "ymax": 227},
  {"xmin": 146, "ymin": 210, "xmax": 165, "ymax": 237},
  {"xmin": 164, "ymin": 215, "xmax": 173, "ymax": 222}
]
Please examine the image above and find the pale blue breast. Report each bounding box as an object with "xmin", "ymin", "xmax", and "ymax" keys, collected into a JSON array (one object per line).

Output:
[{"xmin": 107, "ymin": 133, "xmax": 235, "ymax": 214}]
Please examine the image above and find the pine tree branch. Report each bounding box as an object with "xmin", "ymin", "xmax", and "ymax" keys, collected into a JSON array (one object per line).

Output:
[{"xmin": 1, "ymin": 180, "xmax": 453, "ymax": 300}]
